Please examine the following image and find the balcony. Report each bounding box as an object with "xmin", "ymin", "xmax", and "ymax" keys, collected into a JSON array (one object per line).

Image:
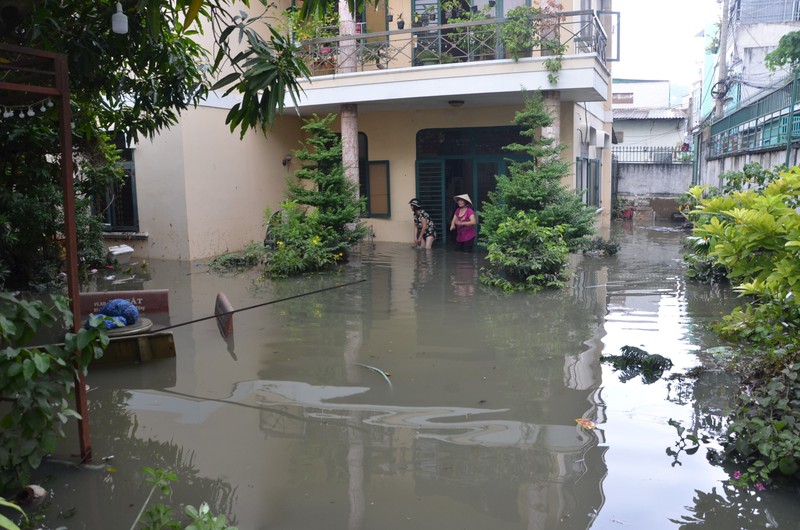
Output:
[{"xmin": 291, "ymin": 10, "xmax": 611, "ymax": 114}]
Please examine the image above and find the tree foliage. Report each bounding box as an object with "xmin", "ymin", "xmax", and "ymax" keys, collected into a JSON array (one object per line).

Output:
[
  {"xmin": 0, "ymin": 0, "xmax": 309, "ymax": 289},
  {"xmin": 765, "ymin": 30, "xmax": 800, "ymax": 71},
  {"xmin": 479, "ymin": 91, "xmax": 596, "ymax": 292}
]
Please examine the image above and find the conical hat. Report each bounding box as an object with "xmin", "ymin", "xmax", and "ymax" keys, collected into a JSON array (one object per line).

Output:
[{"xmin": 453, "ymin": 194, "xmax": 472, "ymax": 205}]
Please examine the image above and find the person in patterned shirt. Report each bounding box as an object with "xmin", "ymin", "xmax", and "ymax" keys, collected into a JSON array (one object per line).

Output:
[{"xmin": 409, "ymin": 198, "xmax": 436, "ymax": 249}]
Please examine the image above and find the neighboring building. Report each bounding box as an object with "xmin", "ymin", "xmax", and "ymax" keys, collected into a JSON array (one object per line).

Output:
[
  {"xmin": 106, "ymin": 0, "xmax": 616, "ymax": 260},
  {"xmin": 611, "ymin": 79, "xmax": 692, "ymax": 219},
  {"xmin": 612, "ymin": 79, "xmax": 689, "ymax": 155},
  {"xmin": 694, "ymin": 0, "xmax": 800, "ymax": 188}
]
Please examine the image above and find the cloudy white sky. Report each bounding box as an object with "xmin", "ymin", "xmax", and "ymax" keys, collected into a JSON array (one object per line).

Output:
[{"xmin": 611, "ymin": 0, "xmax": 721, "ymax": 89}]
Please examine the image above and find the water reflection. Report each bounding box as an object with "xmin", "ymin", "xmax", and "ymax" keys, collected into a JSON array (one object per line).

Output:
[{"xmin": 27, "ymin": 225, "xmax": 800, "ymax": 529}]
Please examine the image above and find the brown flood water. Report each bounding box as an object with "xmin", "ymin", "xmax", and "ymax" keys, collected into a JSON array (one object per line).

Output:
[{"xmin": 28, "ymin": 223, "xmax": 800, "ymax": 529}]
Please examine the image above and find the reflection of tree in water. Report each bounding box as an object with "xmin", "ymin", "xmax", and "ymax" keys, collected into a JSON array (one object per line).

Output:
[
  {"xmin": 33, "ymin": 388, "xmax": 237, "ymax": 526},
  {"xmin": 413, "ymin": 435, "xmax": 607, "ymax": 528},
  {"xmin": 478, "ymin": 264, "xmax": 606, "ymax": 405},
  {"xmin": 671, "ymin": 482, "xmax": 789, "ymax": 528}
]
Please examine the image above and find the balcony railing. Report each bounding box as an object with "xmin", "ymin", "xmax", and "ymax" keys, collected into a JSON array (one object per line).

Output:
[
  {"xmin": 296, "ymin": 10, "xmax": 607, "ymax": 76},
  {"xmin": 612, "ymin": 146, "xmax": 694, "ymax": 164}
]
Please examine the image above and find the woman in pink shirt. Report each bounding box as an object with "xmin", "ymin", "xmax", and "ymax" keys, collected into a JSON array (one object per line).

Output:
[{"xmin": 450, "ymin": 194, "xmax": 477, "ymax": 252}]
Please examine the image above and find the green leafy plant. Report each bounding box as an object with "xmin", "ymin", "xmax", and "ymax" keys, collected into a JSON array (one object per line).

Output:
[
  {"xmin": 722, "ymin": 362, "xmax": 800, "ymax": 488},
  {"xmin": 0, "ymin": 496, "xmax": 26, "ymax": 530},
  {"xmin": 479, "ymin": 91, "xmax": 596, "ymax": 292},
  {"xmin": 480, "ymin": 211, "xmax": 570, "ymax": 292},
  {"xmin": 132, "ymin": 467, "xmax": 238, "ymax": 530},
  {"xmin": 280, "ymin": 2, "xmax": 338, "ymax": 42},
  {"xmin": 581, "ymin": 236, "xmax": 620, "ymax": 256},
  {"xmin": 208, "ymin": 241, "xmax": 266, "ymax": 273},
  {"xmin": 600, "ymin": 345, "xmax": 673, "ymax": 384},
  {"xmin": 682, "ymin": 163, "xmax": 800, "ymax": 490},
  {"xmin": 543, "ymin": 41, "xmax": 567, "ymax": 83},
  {"xmin": 666, "ymin": 418, "xmax": 706, "ymax": 467},
  {"xmin": 0, "ymin": 293, "xmax": 109, "ymax": 492},
  {"xmin": 501, "ymin": 5, "xmax": 542, "ymax": 60},
  {"xmin": 441, "ymin": 0, "xmax": 497, "ymax": 60},
  {"xmin": 263, "ymin": 114, "xmax": 368, "ymax": 277}
]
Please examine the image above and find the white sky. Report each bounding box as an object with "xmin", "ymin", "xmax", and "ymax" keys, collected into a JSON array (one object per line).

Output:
[{"xmin": 612, "ymin": 0, "xmax": 721, "ymax": 88}]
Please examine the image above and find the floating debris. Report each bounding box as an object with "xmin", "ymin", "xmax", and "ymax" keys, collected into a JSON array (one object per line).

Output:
[
  {"xmin": 601, "ymin": 345, "xmax": 673, "ymax": 384},
  {"xmin": 355, "ymin": 363, "xmax": 393, "ymax": 390},
  {"xmin": 575, "ymin": 418, "xmax": 597, "ymax": 429}
]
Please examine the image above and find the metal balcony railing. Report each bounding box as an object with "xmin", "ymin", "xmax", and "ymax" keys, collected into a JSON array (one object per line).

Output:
[
  {"xmin": 612, "ymin": 146, "xmax": 694, "ymax": 164},
  {"xmin": 296, "ymin": 10, "xmax": 607, "ymax": 76}
]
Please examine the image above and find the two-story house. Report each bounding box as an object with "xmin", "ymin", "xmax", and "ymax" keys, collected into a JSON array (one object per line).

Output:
[{"xmin": 108, "ymin": 0, "xmax": 616, "ymax": 260}]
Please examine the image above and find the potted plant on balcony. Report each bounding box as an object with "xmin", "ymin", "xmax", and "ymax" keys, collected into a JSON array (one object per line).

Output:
[
  {"xmin": 501, "ymin": 5, "xmax": 540, "ymax": 60},
  {"xmin": 415, "ymin": 49, "xmax": 457, "ymax": 66},
  {"xmin": 397, "ymin": 13, "xmax": 405, "ymax": 29},
  {"xmin": 443, "ymin": 0, "xmax": 497, "ymax": 61}
]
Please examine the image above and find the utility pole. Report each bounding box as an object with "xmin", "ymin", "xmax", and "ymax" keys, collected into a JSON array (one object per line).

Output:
[{"xmin": 714, "ymin": 0, "xmax": 729, "ymax": 118}]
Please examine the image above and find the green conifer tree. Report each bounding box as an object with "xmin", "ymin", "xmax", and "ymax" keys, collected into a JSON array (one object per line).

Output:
[
  {"xmin": 480, "ymin": 92, "xmax": 596, "ymax": 291},
  {"xmin": 265, "ymin": 114, "xmax": 368, "ymax": 276}
]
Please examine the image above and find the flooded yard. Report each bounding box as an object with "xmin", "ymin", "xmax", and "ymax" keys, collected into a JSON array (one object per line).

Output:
[{"xmin": 31, "ymin": 223, "xmax": 800, "ymax": 529}]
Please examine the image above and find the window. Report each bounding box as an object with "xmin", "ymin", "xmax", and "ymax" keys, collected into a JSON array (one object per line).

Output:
[
  {"xmin": 576, "ymin": 157, "xmax": 601, "ymax": 207},
  {"xmin": 614, "ymin": 130, "xmax": 624, "ymax": 143},
  {"xmin": 96, "ymin": 148, "xmax": 139, "ymax": 232},
  {"xmin": 365, "ymin": 161, "xmax": 390, "ymax": 217},
  {"xmin": 355, "ymin": 132, "xmax": 391, "ymax": 217},
  {"xmin": 612, "ymin": 92, "xmax": 634, "ymax": 104}
]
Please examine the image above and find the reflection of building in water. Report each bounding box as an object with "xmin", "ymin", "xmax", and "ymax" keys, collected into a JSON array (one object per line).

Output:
[{"xmin": 250, "ymin": 380, "xmax": 607, "ymax": 529}]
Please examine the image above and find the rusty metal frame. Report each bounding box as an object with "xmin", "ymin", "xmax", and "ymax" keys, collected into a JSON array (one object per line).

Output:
[{"xmin": 0, "ymin": 43, "xmax": 92, "ymax": 462}]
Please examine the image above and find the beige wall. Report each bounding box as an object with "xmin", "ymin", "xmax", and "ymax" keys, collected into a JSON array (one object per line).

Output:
[
  {"xmin": 133, "ymin": 105, "xmax": 302, "ymax": 260},
  {"xmin": 134, "ymin": 123, "xmax": 191, "ymax": 260}
]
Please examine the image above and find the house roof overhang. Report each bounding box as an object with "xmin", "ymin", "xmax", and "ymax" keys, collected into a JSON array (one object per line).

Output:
[{"xmin": 279, "ymin": 54, "xmax": 610, "ymax": 115}]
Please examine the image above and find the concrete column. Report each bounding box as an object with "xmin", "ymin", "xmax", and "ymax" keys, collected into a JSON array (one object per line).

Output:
[
  {"xmin": 541, "ymin": 91, "xmax": 561, "ymax": 146},
  {"xmin": 341, "ymin": 103, "xmax": 360, "ymax": 191}
]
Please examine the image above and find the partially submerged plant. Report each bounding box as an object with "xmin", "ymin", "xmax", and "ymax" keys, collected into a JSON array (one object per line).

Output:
[
  {"xmin": 601, "ymin": 345, "xmax": 673, "ymax": 384},
  {"xmin": 208, "ymin": 241, "xmax": 266, "ymax": 273}
]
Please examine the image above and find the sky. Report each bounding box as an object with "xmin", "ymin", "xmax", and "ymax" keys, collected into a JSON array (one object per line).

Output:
[{"xmin": 611, "ymin": 0, "xmax": 721, "ymax": 95}]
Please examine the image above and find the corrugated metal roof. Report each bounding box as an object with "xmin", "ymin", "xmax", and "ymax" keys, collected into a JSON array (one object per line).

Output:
[{"xmin": 613, "ymin": 108, "xmax": 686, "ymax": 120}]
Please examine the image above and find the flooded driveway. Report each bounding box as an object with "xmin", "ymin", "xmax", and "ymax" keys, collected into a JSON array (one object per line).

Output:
[{"xmin": 36, "ymin": 223, "xmax": 799, "ymax": 529}]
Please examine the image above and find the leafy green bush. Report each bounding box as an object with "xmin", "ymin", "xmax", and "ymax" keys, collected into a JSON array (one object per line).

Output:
[
  {"xmin": 0, "ymin": 293, "xmax": 108, "ymax": 492},
  {"xmin": 722, "ymin": 362, "xmax": 800, "ymax": 488},
  {"xmin": 684, "ymin": 164, "xmax": 800, "ymax": 488},
  {"xmin": 264, "ymin": 202, "xmax": 339, "ymax": 278},
  {"xmin": 480, "ymin": 211, "xmax": 569, "ymax": 292},
  {"xmin": 688, "ymin": 166, "xmax": 800, "ymax": 303}
]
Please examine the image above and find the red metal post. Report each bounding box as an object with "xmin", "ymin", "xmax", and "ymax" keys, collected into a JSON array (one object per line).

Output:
[{"xmin": 54, "ymin": 53, "xmax": 92, "ymax": 463}]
